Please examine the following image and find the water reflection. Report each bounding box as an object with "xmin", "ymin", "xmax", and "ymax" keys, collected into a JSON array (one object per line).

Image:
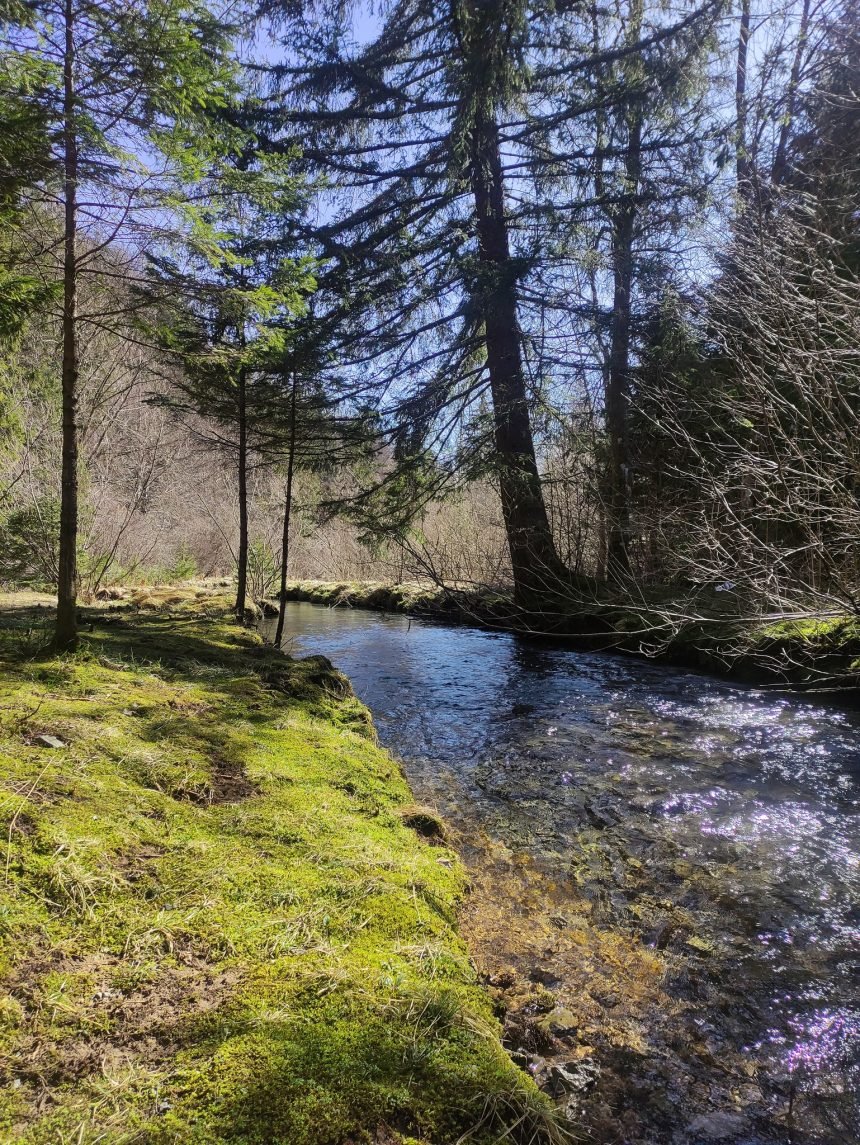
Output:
[{"xmin": 265, "ymin": 603, "xmax": 860, "ymax": 1143}]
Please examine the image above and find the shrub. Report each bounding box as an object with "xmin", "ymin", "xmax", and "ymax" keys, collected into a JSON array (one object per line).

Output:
[{"xmin": 0, "ymin": 497, "xmax": 60, "ymax": 588}]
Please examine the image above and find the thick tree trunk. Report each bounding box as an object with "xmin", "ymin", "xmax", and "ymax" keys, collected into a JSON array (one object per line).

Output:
[
  {"xmin": 605, "ymin": 112, "xmax": 642, "ymax": 581},
  {"xmin": 275, "ymin": 372, "xmax": 298, "ymax": 646},
  {"xmin": 55, "ymin": 0, "xmax": 79, "ymax": 651},
  {"xmin": 469, "ymin": 110, "xmax": 569, "ymax": 605},
  {"xmin": 234, "ymin": 365, "xmax": 249, "ymax": 619}
]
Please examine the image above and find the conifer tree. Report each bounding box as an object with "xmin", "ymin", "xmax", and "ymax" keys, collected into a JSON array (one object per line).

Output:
[
  {"xmin": 1, "ymin": 0, "xmax": 239, "ymax": 647},
  {"xmin": 0, "ymin": 12, "xmax": 54, "ymax": 342},
  {"xmin": 146, "ymin": 149, "xmax": 316, "ymax": 618},
  {"xmin": 264, "ymin": 0, "xmax": 575, "ymax": 605},
  {"xmin": 561, "ymin": 0, "xmax": 721, "ymax": 578},
  {"xmin": 263, "ymin": 0, "xmax": 722, "ymax": 604}
]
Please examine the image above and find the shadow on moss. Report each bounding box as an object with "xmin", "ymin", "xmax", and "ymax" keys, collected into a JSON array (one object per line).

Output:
[{"xmin": 0, "ymin": 593, "xmax": 566, "ymax": 1144}]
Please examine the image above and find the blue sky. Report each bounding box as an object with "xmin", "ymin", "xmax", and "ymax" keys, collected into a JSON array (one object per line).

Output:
[{"xmin": 352, "ymin": 3, "xmax": 381, "ymax": 46}]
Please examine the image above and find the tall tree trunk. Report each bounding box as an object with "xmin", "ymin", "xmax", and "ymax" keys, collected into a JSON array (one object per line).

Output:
[
  {"xmin": 771, "ymin": 0, "xmax": 811, "ymax": 185},
  {"xmin": 590, "ymin": 0, "xmax": 613, "ymax": 584},
  {"xmin": 469, "ymin": 109, "xmax": 569, "ymax": 605},
  {"xmin": 605, "ymin": 110, "xmax": 642, "ymax": 581},
  {"xmin": 234, "ymin": 364, "xmax": 249, "ymax": 619},
  {"xmin": 735, "ymin": 0, "xmax": 752, "ymax": 190},
  {"xmin": 275, "ymin": 372, "xmax": 298, "ymax": 646},
  {"xmin": 55, "ymin": 0, "xmax": 79, "ymax": 651}
]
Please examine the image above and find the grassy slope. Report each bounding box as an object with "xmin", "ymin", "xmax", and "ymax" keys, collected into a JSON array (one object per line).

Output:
[{"xmin": 0, "ymin": 594, "xmax": 556, "ymax": 1145}]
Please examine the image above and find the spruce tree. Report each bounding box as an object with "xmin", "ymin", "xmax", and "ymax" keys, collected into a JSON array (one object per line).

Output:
[
  {"xmin": 145, "ymin": 149, "xmax": 316, "ymax": 618},
  {"xmin": 263, "ymin": 0, "xmax": 722, "ymax": 604},
  {"xmin": 1, "ymin": 0, "xmax": 239, "ymax": 647},
  {"xmin": 264, "ymin": 0, "xmax": 575, "ymax": 605},
  {"xmin": 0, "ymin": 11, "xmax": 54, "ymax": 342},
  {"xmin": 561, "ymin": 0, "xmax": 721, "ymax": 578}
]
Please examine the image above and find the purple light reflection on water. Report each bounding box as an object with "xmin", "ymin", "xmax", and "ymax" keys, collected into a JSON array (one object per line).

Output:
[{"xmin": 783, "ymin": 1009, "xmax": 860, "ymax": 1078}]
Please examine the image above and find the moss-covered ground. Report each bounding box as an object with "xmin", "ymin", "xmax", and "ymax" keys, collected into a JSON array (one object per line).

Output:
[{"xmin": 0, "ymin": 592, "xmax": 562, "ymax": 1144}]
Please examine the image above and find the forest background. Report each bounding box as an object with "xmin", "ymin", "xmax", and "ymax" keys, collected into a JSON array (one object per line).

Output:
[{"xmin": 1, "ymin": 0, "xmax": 857, "ymax": 651}]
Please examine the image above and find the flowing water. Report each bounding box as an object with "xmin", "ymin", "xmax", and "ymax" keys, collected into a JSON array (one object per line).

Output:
[{"xmin": 264, "ymin": 603, "xmax": 860, "ymax": 1145}]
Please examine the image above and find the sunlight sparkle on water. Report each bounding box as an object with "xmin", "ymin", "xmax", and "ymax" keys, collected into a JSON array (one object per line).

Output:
[{"xmin": 771, "ymin": 1008, "xmax": 860, "ymax": 1082}]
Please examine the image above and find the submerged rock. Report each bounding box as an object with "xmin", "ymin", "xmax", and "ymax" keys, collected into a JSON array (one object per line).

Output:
[
  {"xmin": 584, "ymin": 798, "xmax": 622, "ymax": 828},
  {"xmin": 546, "ymin": 1057, "xmax": 600, "ymax": 1096},
  {"xmin": 538, "ymin": 1007, "xmax": 579, "ymax": 1039},
  {"xmin": 529, "ymin": 966, "xmax": 562, "ymax": 987}
]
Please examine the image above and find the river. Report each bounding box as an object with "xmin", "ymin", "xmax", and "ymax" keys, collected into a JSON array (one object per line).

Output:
[{"xmin": 263, "ymin": 602, "xmax": 860, "ymax": 1145}]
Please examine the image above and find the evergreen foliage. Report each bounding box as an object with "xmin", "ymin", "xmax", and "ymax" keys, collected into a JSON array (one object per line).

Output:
[{"xmin": 0, "ymin": 0, "xmax": 243, "ymax": 647}]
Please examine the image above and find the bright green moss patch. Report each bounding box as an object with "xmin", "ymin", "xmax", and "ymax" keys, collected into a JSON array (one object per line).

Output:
[
  {"xmin": 279, "ymin": 580, "xmax": 450, "ymax": 613},
  {"xmin": 277, "ymin": 581, "xmax": 514, "ymax": 621},
  {"xmin": 756, "ymin": 615, "xmax": 860, "ymax": 645},
  {"xmin": 0, "ymin": 595, "xmax": 559, "ymax": 1144}
]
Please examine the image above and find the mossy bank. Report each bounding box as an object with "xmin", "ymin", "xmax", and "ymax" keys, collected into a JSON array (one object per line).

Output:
[
  {"xmin": 0, "ymin": 593, "xmax": 560, "ymax": 1144},
  {"xmin": 273, "ymin": 581, "xmax": 860, "ymax": 691}
]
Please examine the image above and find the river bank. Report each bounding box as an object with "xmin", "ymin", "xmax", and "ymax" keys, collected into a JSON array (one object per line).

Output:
[
  {"xmin": 272, "ymin": 581, "xmax": 860, "ymax": 692},
  {"xmin": 267, "ymin": 601, "xmax": 860, "ymax": 1145},
  {"xmin": 0, "ymin": 592, "xmax": 560, "ymax": 1144}
]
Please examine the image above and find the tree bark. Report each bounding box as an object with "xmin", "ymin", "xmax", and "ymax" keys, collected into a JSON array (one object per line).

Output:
[
  {"xmin": 55, "ymin": 0, "xmax": 79, "ymax": 651},
  {"xmin": 275, "ymin": 372, "xmax": 298, "ymax": 646},
  {"xmin": 605, "ymin": 110, "xmax": 642, "ymax": 581},
  {"xmin": 234, "ymin": 364, "xmax": 249, "ymax": 619},
  {"xmin": 469, "ymin": 109, "xmax": 569, "ymax": 605}
]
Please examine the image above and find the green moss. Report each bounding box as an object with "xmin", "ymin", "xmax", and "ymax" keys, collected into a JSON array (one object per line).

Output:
[
  {"xmin": 279, "ymin": 580, "xmax": 472, "ymax": 617},
  {"xmin": 757, "ymin": 615, "xmax": 860, "ymax": 644},
  {"xmin": 0, "ymin": 595, "xmax": 559, "ymax": 1144}
]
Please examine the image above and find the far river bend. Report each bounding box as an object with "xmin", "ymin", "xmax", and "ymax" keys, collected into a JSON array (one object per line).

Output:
[{"xmin": 263, "ymin": 602, "xmax": 860, "ymax": 1145}]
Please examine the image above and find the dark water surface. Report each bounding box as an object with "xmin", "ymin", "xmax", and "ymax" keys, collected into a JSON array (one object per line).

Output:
[{"xmin": 264, "ymin": 603, "xmax": 860, "ymax": 1145}]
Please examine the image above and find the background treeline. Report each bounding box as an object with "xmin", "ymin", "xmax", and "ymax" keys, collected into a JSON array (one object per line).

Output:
[{"xmin": 1, "ymin": 0, "xmax": 858, "ymax": 648}]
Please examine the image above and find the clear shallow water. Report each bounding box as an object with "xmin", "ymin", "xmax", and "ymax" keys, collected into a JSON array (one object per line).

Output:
[{"xmin": 265, "ymin": 603, "xmax": 860, "ymax": 1144}]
